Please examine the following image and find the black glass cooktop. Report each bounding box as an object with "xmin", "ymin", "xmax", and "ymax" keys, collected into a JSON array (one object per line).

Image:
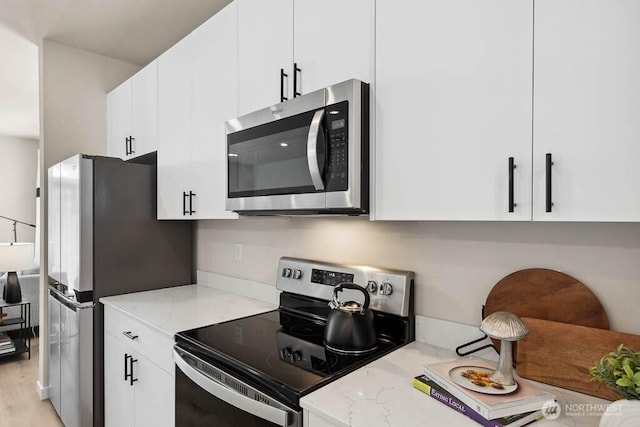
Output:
[{"xmin": 175, "ymin": 309, "xmax": 400, "ymax": 407}]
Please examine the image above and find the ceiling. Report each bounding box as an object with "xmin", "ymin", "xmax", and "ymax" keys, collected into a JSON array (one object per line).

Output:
[{"xmin": 0, "ymin": 0, "xmax": 231, "ymax": 140}]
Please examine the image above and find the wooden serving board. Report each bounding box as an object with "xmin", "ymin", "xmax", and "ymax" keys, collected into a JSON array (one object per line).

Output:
[
  {"xmin": 484, "ymin": 268, "xmax": 610, "ymax": 329},
  {"xmin": 516, "ymin": 317, "xmax": 640, "ymax": 401}
]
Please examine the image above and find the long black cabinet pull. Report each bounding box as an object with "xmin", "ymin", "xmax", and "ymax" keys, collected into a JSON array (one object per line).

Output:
[
  {"xmin": 293, "ymin": 63, "xmax": 301, "ymax": 98},
  {"xmin": 508, "ymin": 157, "xmax": 516, "ymax": 212},
  {"xmin": 189, "ymin": 191, "xmax": 196, "ymax": 215},
  {"xmin": 545, "ymin": 153, "xmax": 553, "ymax": 212},
  {"xmin": 182, "ymin": 192, "xmax": 189, "ymax": 216},
  {"xmin": 129, "ymin": 136, "xmax": 135, "ymax": 155},
  {"xmin": 124, "ymin": 353, "xmax": 130, "ymax": 380},
  {"xmin": 280, "ymin": 68, "xmax": 288, "ymax": 102},
  {"xmin": 129, "ymin": 356, "xmax": 138, "ymax": 386},
  {"xmin": 125, "ymin": 137, "xmax": 130, "ymax": 156}
]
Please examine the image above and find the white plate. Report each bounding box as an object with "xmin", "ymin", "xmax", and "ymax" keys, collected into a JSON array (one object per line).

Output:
[{"xmin": 449, "ymin": 365, "xmax": 518, "ymax": 395}]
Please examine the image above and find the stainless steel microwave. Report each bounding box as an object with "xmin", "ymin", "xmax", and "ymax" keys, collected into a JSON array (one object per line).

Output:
[{"xmin": 225, "ymin": 79, "xmax": 369, "ymax": 215}]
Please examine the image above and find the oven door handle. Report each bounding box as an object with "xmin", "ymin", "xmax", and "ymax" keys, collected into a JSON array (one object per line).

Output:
[
  {"xmin": 173, "ymin": 349, "xmax": 290, "ymax": 426},
  {"xmin": 307, "ymin": 109, "xmax": 326, "ymax": 191}
]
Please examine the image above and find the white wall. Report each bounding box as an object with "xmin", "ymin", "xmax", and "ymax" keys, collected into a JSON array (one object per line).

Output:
[
  {"xmin": 38, "ymin": 39, "xmax": 141, "ymax": 397},
  {"xmin": 41, "ymin": 39, "xmax": 141, "ymax": 168},
  {"xmin": 197, "ymin": 218, "xmax": 640, "ymax": 335},
  {"xmin": 0, "ymin": 135, "xmax": 38, "ymax": 243}
]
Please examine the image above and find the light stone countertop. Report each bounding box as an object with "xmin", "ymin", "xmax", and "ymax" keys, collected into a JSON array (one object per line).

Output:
[
  {"xmin": 301, "ymin": 341, "xmax": 610, "ymax": 427},
  {"xmin": 99, "ymin": 284, "xmax": 277, "ymax": 338}
]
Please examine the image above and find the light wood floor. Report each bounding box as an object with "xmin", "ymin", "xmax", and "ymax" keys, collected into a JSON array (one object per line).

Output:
[{"xmin": 0, "ymin": 334, "xmax": 64, "ymax": 427}]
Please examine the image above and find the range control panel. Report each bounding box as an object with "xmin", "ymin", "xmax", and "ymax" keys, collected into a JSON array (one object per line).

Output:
[{"xmin": 276, "ymin": 257, "xmax": 414, "ymax": 317}]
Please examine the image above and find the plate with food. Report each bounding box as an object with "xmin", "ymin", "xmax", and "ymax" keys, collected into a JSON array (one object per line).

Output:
[{"xmin": 448, "ymin": 366, "xmax": 518, "ymax": 395}]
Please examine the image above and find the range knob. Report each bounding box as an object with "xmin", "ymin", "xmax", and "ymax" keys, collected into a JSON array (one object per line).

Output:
[
  {"xmin": 366, "ymin": 280, "xmax": 378, "ymax": 294},
  {"xmin": 281, "ymin": 268, "xmax": 292, "ymax": 278},
  {"xmin": 293, "ymin": 269, "xmax": 303, "ymax": 280},
  {"xmin": 380, "ymin": 282, "xmax": 393, "ymax": 296}
]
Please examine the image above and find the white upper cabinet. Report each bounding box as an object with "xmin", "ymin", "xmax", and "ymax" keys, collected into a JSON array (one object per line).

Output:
[
  {"xmin": 374, "ymin": 0, "xmax": 533, "ymax": 221},
  {"xmin": 293, "ymin": 0, "xmax": 373, "ymax": 95},
  {"xmin": 237, "ymin": 0, "xmax": 373, "ymax": 116},
  {"xmin": 131, "ymin": 62, "xmax": 158, "ymax": 158},
  {"xmin": 238, "ymin": 0, "xmax": 293, "ymax": 116},
  {"xmin": 107, "ymin": 61, "xmax": 158, "ymax": 160},
  {"xmin": 107, "ymin": 80, "xmax": 132, "ymax": 159},
  {"xmin": 533, "ymin": 0, "xmax": 640, "ymax": 221},
  {"xmin": 157, "ymin": 1, "xmax": 238, "ymax": 220},
  {"xmin": 157, "ymin": 36, "xmax": 193, "ymax": 219},
  {"xmin": 191, "ymin": 1, "xmax": 238, "ymax": 220}
]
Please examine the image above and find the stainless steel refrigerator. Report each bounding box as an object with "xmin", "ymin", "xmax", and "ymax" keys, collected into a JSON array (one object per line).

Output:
[{"xmin": 47, "ymin": 153, "xmax": 192, "ymax": 427}]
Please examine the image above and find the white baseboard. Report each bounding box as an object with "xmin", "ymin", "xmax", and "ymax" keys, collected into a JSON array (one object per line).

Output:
[
  {"xmin": 415, "ymin": 315, "xmax": 498, "ymax": 362},
  {"xmin": 36, "ymin": 380, "xmax": 50, "ymax": 400}
]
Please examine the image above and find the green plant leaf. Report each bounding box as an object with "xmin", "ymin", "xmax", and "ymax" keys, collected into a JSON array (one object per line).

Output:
[
  {"xmin": 624, "ymin": 363, "xmax": 634, "ymax": 378},
  {"xmin": 616, "ymin": 377, "xmax": 634, "ymax": 387},
  {"xmin": 606, "ymin": 357, "xmax": 621, "ymax": 368}
]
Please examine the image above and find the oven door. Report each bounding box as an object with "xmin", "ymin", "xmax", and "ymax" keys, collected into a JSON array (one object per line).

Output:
[{"xmin": 173, "ymin": 347, "xmax": 301, "ymax": 427}]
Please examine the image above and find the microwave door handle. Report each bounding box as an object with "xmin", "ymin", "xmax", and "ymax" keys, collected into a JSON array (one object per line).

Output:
[
  {"xmin": 173, "ymin": 349, "xmax": 289, "ymax": 426},
  {"xmin": 307, "ymin": 109, "xmax": 326, "ymax": 190}
]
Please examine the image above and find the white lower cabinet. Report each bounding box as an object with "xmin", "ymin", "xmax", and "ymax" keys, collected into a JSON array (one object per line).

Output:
[
  {"xmin": 104, "ymin": 307, "xmax": 174, "ymax": 427},
  {"xmin": 304, "ymin": 410, "xmax": 337, "ymax": 427}
]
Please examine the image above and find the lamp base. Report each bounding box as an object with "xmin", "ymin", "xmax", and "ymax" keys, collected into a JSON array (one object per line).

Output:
[{"xmin": 4, "ymin": 271, "xmax": 22, "ymax": 303}]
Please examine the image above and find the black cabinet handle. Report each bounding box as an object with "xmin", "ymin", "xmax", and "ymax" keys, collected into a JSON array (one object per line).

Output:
[
  {"xmin": 122, "ymin": 331, "xmax": 138, "ymax": 341},
  {"xmin": 129, "ymin": 136, "xmax": 135, "ymax": 155},
  {"xmin": 189, "ymin": 191, "xmax": 196, "ymax": 215},
  {"xmin": 280, "ymin": 68, "xmax": 288, "ymax": 102},
  {"xmin": 293, "ymin": 63, "xmax": 301, "ymax": 98},
  {"xmin": 508, "ymin": 157, "xmax": 516, "ymax": 213},
  {"xmin": 125, "ymin": 137, "xmax": 130, "ymax": 156},
  {"xmin": 182, "ymin": 192, "xmax": 189, "ymax": 216},
  {"xmin": 545, "ymin": 153, "xmax": 553, "ymax": 212},
  {"xmin": 124, "ymin": 353, "xmax": 130, "ymax": 381},
  {"xmin": 129, "ymin": 356, "xmax": 138, "ymax": 386}
]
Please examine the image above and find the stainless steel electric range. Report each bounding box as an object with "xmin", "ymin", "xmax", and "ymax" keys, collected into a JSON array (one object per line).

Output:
[{"xmin": 173, "ymin": 257, "xmax": 415, "ymax": 427}]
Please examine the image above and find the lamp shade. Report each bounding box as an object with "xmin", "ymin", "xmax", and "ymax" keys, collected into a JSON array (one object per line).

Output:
[{"xmin": 0, "ymin": 242, "xmax": 35, "ymax": 272}]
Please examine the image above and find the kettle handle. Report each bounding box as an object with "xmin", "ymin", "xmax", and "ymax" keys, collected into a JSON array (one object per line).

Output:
[{"xmin": 333, "ymin": 282, "xmax": 370, "ymax": 310}]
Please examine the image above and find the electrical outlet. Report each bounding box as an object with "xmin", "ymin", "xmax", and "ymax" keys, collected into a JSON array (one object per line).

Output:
[{"xmin": 234, "ymin": 244, "xmax": 242, "ymax": 261}]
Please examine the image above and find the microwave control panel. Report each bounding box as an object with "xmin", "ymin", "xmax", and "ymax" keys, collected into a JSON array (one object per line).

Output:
[{"xmin": 325, "ymin": 101, "xmax": 349, "ymax": 191}]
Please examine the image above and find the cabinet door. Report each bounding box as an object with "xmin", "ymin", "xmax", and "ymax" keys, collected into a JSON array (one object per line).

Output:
[
  {"xmin": 133, "ymin": 356, "xmax": 174, "ymax": 427},
  {"xmin": 374, "ymin": 0, "xmax": 533, "ymax": 220},
  {"xmin": 191, "ymin": 2, "xmax": 238, "ymax": 220},
  {"xmin": 104, "ymin": 332, "xmax": 134, "ymax": 427},
  {"xmin": 533, "ymin": 0, "xmax": 640, "ymax": 221},
  {"xmin": 157, "ymin": 36, "xmax": 193, "ymax": 219},
  {"xmin": 238, "ymin": 0, "xmax": 293, "ymax": 115},
  {"xmin": 131, "ymin": 61, "xmax": 158, "ymax": 158},
  {"xmin": 108, "ymin": 80, "xmax": 132, "ymax": 159},
  {"xmin": 293, "ymin": 0, "xmax": 373, "ymax": 94}
]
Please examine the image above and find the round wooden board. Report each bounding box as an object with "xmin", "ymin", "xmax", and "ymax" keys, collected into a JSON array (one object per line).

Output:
[{"xmin": 484, "ymin": 268, "xmax": 610, "ymax": 351}]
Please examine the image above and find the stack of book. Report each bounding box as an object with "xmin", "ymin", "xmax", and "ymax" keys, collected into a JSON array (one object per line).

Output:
[
  {"xmin": 414, "ymin": 358, "xmax": 556, "ymax": 427},
  {"xmin": 0, "ymin": 332, "xmax": 16, "ymax": 355}
]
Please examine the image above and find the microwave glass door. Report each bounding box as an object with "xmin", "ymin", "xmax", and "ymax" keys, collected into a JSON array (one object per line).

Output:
[{"xmin": 228, "ymin": 109, "xmax": 326, "ymax": 198}]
